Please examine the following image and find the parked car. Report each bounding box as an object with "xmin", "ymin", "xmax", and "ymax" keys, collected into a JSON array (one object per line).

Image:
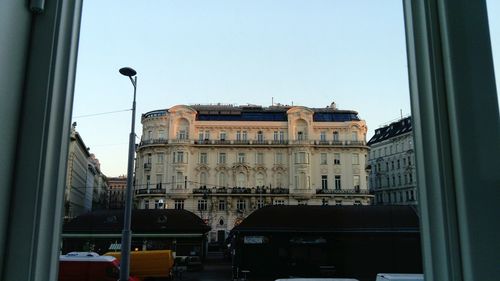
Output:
[{"xmin": 59, "ymin": 252, "xmax": 139, "ymax": 281}]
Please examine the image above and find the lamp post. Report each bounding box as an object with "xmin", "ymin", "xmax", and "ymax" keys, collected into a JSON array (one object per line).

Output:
[{"xmin": 119, "ymin": 66, "xmax": 137, "ymax": 281}]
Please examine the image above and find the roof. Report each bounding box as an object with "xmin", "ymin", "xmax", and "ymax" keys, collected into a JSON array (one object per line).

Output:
[
  {"xmin": 142, "ymin": 104, "xmax": 361, "ymax": 122},
  {"xmin": 233, "ymin": 205, "xmax": 419, "ymax": 233},
  {"xmin": 368, "ymin": 116, "xmax": 412, "ymax": 145},
  {"xmin": 63, "ymin": 209, "xmax": 210, "ymax": 234}
]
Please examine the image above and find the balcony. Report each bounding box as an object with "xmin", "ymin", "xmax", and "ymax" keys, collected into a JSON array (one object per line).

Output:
[
  {"xmin": 134, "ymin": 188, "xmax": 167, "ymax": 195},
  {"xmin": 315, "ymin": 188, "xmax": 370, "ymax": 195},
  {"xmin": 138, "ymin": 138, "xmax": 168, "ymax": 148},
  {"xmin": 143, "ymin": 163, "xmax": 152, "ymax": 171}
]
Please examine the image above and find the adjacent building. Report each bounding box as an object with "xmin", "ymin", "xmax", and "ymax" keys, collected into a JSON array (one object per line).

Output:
[
  {"xmin": 107, "ymin": 175, "xmax": 127, "ymax": 209},
  {"xmin": 65, "ymin": 123, "xmax": 108, "ymax": 218},
  {"xmin": 134, "ymin": 103, "xmax": 373, "ymax": 243},
  {"xmin": 367, "ymin": 116, "xmax": 417, "ymax": 205}
]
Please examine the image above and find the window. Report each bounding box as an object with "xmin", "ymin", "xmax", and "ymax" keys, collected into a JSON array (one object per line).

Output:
[
  {"xmin": 178, "ymin": 130, "xmax": 187, "ymax": 140},
  {"xmin": 154, "ymin": 200, "xmax": 161, "ymax": 209},
  {"xmin": 274, "ymin": 200, "xmax": 285, "ymax": 205},
  {"xmin": 218, "ymin": 172, "xmax": 227, "ymax": 187},
  {"xmin": 335, "ymin": 175, "xmax": 341, "ymax": 190},
  {"xmin": 242, "ymin": 131, "xmax": 248, "ymax": 141},
  {"xmin": 236, "ymin": 131, "xmax": 241, "ymax": 141},
  {"xmin": 157, "ymin": 153, "xmax": 164, "ymax": 164},
  {"xmin": 295, "ymin": 152, "xmax": 308, "ymax": 164},
  {"xmin": 158, "ymin": 130, "xmax": 165, "ymax": 139},
  {"xmin": 397, "ymin": 159, "xmax": 401, "ymax": 169},
  {"xmin": 403, "ymin": 158, "xmax": 407, "ymax": 166},
  {"xmin": 197, "ymin": 199, "xmax": 207, "ymax": 211},
  {"xmin": 298, "ymin": 200, "xmax": 308, "ymax": 206},
  {"xmin": 204, "ymin": 130, "xmax": 210, "ymax": 140},
  {"xmin": 297, "ymin": 131, "xmax": 305, "ymax": 140},
  {"xmin": 238, "ymin": 152, "xmax": 246, "ymax": 163},
  {"xmin": 398, "ymin": 175, "xmax": 402, "ymax": 186},
  {"xmin": 219, "ymin": 131, "xmax": 226, "ymax": 141},
  {"xmin": 257, "ymin": 131, "xmax": 264, "ymax": 142},
  {"xmin": 218, "ymin": 152, "xmax": 226, "ymax": 164},
  {"xmin": 408, "ymin": 156, "xmax": 412, "ymax": 166},
  {"xmin": 144, "ymin": 200, "xmax": 149, "ymax": 209},
  {"xmin": 237, "ymin": 199, "xmax": 246, "ymax": 211},
  {"xmin": 146, "ymin": 175, "xmax": 151, "ymax": 188},
  {"xmin": 335, "ymin": 200, "xmax": 342, "ymax": 206},
  {"xmin": 236, "ymin": 173, "xmax": 246, "ymax": 187},
  {"xmin": 333, "ymin": 131, "xmax": 339, "ymax": 141},
  {"xmin": 353, "ymin": 175, "xmax": 360, "ymax": 191},
  {"xmin": 156, "ymin": 174, "xmax": 162, "ymax": 188},
  {"xmin": 274, "ymin": 131, "xmax": 279, "ymax": 140},
  {"xmin": 173, "ymin": 151, "xmax": 184, "ymax": 163},
  {"xmin": 176, "ymin": 172, "xmax": 183, "ymax": 189},
  {"xmin": 218, "ymin": 200, "xmax": 226, "ymax": 211},
  {"xmin": 148, "ymin": 130, "xmax": 153, "ymax": 140},
  {"xmin": 174, "ymin": 200, "xmax": 184, "ymax": 210},
  {"xmin": 321, "ymin": 175, "xmax": 328, "ymax": 190},
  {"xmin": 279, "ymin": 131, "xmax": 285, "ymax": 141},
  {"xmin": 198, "ymin": 132, "xmax": 204, "ymax": 141},
  {"xmin": 409, "ymin": 173, "xmax": 413, "ymax": 183},
  {"xmin": 354, "ymin": 200, "xmax": 362, "ymax": 206},
  {"xmin": 352, "ymin": 131, "xmax": 358, "ymax": 141},
  {"xmin": 257, "ymin": 199, "xmax": 265, "ymax": 209},
  {"xmin": 147, "ymin": 153, "xmax": 152, "ymax": 163},
  {"xmin": 334, "ymin": 153, "xmax": 341, "ymax": 165},
  {"xmin": 255, "ymin": 172, "xmax": 265, "ymax": 186},
  {"xmin": 199, "ymin": 152, "xmax": 208, "ymax": 164},
  {"xmin": 320, "ymin": 153, "xmax": 327, "ymax": 165},
  {"xmin": 256, "ymin": 152, "xmax": 264, "ymax": 164},
  {"xmin": 352, "ymin": 153, "xmax": 359, "ymax": 165},
  {"xmin": 200, "ymin": 172, "xmax": 207, "ymax": 186},
  {"xmin": 391, "ymin": 161, "xmax": 395, "ymax": 170},
  {"xmin": 275, "ymin": 152, "xmax": 283, "ymax": 164},
  {"xmin": 392, "ymin": 176, "xmax": 396, "ymax": 187},
  {"xmin": 320, "ymin": 131, "xmax": 326, "ymax": 141}
]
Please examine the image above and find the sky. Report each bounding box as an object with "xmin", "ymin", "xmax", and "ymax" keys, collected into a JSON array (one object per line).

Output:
[{"xmin": 73, "ymin": 0, "xmax": 499, "ymax": 177}]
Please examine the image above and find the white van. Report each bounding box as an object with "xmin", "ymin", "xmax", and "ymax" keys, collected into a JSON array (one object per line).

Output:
[{"xmin": 375, "ymin": 273, "xmax": 424, "ymax": 281}]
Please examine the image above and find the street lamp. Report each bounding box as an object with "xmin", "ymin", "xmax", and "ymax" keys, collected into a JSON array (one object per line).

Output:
[{"xmin": 119, "ymin": 66, "xmax": 137, "ymax": 281}]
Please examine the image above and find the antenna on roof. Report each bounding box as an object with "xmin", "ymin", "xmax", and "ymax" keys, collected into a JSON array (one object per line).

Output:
[
  {"xmin": 400, "ymin": 109, "xmax": 403, "ymax": 119},
  {"xmin": 272, "ymin": 97, "xmax": 274, "ymax": 106}
]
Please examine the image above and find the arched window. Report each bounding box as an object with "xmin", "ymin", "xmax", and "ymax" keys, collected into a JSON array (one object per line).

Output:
[
  {"xmin": 200, "ymin": 172, "xmax": 207, "ymax": 187},
  {"xmin": 255, "ymin": 172, "xmax": 265, "ymax": 187},
  {"xmin": 237, "ymin": 173, "xmax": 246, "ymax": 187},
  {"xmin": 218, "ymin": 172, "xmax": 226, "ymax": 187}
]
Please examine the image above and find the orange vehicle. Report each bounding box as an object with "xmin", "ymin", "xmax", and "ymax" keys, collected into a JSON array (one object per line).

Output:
[
  {"xmin": 106, "ymin": 250, "xmax": 174, "ymax": 281},
  {"xmin": 59, "ymin": 252, "xmax": 139, "ymax": 281}
]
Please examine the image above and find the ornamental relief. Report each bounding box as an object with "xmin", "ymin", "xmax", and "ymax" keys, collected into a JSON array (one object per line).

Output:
[
  {"xmin": 334, "ymin": 167, "xmax": 342, "ymax": 174},
  {"xmin": 320, "ymin": 167, "xmax": 329, "ymax": 174}
]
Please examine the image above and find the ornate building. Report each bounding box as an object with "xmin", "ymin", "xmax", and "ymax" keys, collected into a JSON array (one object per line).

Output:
[
  {"xmin": 134, "ymin": 103, "xmax": 372, "ymax": 243},
  {"xmin": 367, "ymin": 116, "xmax": 417, "ymax": 205}
]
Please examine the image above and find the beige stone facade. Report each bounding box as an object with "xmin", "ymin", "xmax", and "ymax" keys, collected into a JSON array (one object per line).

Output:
[{"xmin": 134, "ymin": 103, "xmax": 372, "ymax": 242}]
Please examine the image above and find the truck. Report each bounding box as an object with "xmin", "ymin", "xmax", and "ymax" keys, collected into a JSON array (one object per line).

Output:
[
  {"xmin": 106, "ymin": 250, "xmax": 175, "ymax": 281},
  {"xmin": 59, "ymin": 252, "xmax": 139, "ymax": 281}
]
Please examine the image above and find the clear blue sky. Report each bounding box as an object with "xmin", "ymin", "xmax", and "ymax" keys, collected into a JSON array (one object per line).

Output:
[{"xmin": 73, "ymin": 0, "xmax": 499, "ymax": 177}]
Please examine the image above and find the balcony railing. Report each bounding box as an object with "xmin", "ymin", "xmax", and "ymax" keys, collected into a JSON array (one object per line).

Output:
[
  {"xmin": 138, "ymin": 138, "xmax": 168, "ymax": 148},
  {"xmin": 143, "ymin": 163, "xmax": 152, "ymax": 171},
  {"xmin": 135, "ymin": 188, "xmax": 167, "ymax": 195},
  {"xmin": 191, "ymin": 186, "xmax": 289, "ymax": 195},
  {"xmin": 315, "ymin": 188, "xmax": 370, "ymax": 195},
  {"xmin": 139, "ymin": 138, "xmax": 366, "ymax": 147}
]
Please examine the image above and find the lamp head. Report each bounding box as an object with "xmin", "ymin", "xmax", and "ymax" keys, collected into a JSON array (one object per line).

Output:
[{"xmin": 119, "ymin": 67, "xmax": 137, "ymax": 77}]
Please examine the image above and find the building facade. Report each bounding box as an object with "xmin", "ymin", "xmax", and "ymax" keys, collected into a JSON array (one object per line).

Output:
[
  {"xmin": 367, "ymin": 116, "xmax": 417, "ymax": 205},
  {"xmin": 107, "ymin": 175, "xmax": 127, "ymax": 209},
  {"xmin": 65, "ymin": 123, "xmax": 108, "ymax": 218},
  {"xmin": 134, "ymin": 103, "xmax": 372, "ymax": 243}
]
